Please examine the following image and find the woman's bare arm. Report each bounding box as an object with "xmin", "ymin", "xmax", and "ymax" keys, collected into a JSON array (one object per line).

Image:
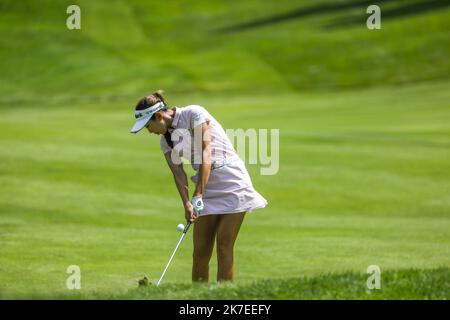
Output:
[
  {"xmin": 164, "ymin": 152, "xmax": 195, "ymax": 221},
  {"xmin": 193, "ymin": 122, "xmax": 212, "ymax": 197}
]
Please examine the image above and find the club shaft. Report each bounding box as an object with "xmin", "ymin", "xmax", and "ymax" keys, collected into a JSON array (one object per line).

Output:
[{"xmin": 157, "ymin": 221, "xmax": 191, "ymax": 286}]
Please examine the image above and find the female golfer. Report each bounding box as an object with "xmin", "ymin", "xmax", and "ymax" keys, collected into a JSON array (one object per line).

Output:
[{"xmin": 130, "ymin": 90, "xmax": 267, "ymax": 282}]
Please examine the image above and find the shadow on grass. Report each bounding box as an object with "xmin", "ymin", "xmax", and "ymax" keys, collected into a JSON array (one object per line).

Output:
[
  {"xmin": 213, "ymin": 0, "xmax": 450, "ymax": 33},
  {"xmin": 324, "ymin": 0, "xmax": 450, "ymax": 29}
]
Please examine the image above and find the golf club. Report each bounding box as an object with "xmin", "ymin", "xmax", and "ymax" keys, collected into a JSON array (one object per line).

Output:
[{"xmin": 156, "ymin": 220, "xmax": 192, "ymax": 286}]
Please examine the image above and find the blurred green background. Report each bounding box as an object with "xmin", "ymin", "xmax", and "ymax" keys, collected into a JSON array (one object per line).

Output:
[{"xmin": 0, "ymin": 0, "xmax": 449, "ymax": 299}]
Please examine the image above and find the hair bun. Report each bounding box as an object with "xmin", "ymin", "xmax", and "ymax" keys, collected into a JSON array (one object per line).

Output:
[{"xmin": 152, "ymin": 90, "xmax": 165, "ymax": 104}]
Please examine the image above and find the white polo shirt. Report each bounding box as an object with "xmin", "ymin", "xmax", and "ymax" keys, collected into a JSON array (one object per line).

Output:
[{"xmin": 160, "ymin": 105, "xmax": 236, "ymax": 170}]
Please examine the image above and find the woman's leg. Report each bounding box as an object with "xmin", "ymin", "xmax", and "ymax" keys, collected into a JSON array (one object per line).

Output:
[
  {"xmin": 216, "ymin": 212, "xmax": 246, "ymax": 282},
  {"xmin": 192, "ymin": 214, "xmax": 219, "ymax": 282}
]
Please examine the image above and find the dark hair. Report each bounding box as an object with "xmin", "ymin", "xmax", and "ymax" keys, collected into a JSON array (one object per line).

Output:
[
  {"xmin": 135, "ymin": 90, "xmax": 167, "ymax": 118},
  {"xmin": 135, "ymin": 90, "xmax": 173, "ymax": 148}
]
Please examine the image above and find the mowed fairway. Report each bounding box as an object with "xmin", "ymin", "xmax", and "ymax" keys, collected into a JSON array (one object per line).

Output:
[
  {"xmin": 0, "ymin": 0, "xmax": 449, "ymax": 299},
  {"xmin": 0, "ymin": 81, "xmax": 449, "ymax": 299}
]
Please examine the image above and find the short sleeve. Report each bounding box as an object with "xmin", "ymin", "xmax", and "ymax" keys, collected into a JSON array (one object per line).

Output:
[
  {"xmin": 160, "ymin": 135, "xmax": 171, "ymax": 154},
  {"xmin": 189, "ymin": 105, "xmax": 211, "ymax": 129}
]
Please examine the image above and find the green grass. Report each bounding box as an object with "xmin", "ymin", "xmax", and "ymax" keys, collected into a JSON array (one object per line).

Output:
[
  {"xmin": 1, "ymin": 82, "xmax": 449, "ymax": 298},
  {"xmin": 2, "ymin": 268, "xmax": 448, "ymax": 300},
  {"xmin": 0, "ymin": 0, "xmax": 449, "ymax": 299},
  {"xmin": 1, "ymin": 0, "xmax": 449, "ymax": 101},
  {"xmin": 119, "ymin": 268, "xmax": 450, "ymax": 300}
]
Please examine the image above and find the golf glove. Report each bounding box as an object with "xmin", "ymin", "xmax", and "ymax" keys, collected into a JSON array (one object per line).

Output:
[{"xmin": 191, "ymin": 195, "xmax": 204, "ymax": 215}]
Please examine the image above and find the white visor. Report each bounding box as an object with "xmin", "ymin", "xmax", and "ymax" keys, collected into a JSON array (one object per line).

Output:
[{"xmin": 130, "ymin": 101, "xmax": 165, "ymax": 133}]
